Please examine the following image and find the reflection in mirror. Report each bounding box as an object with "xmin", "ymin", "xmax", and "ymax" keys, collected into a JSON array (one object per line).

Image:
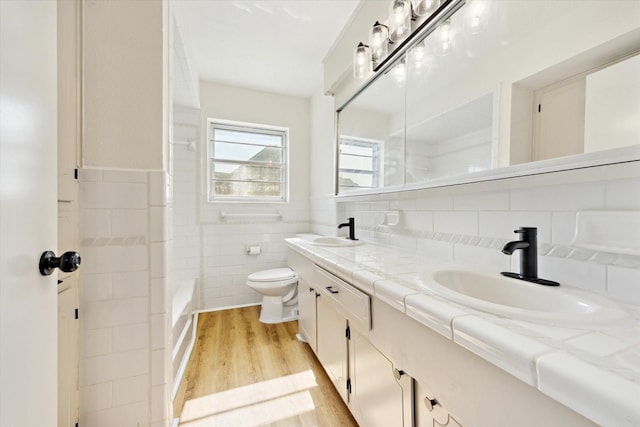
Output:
[
  {"xmin": 338, "ymin": 58, "xmax": 407, "ymax": 192},
  {"xmin": 337, "ymin": 0, "xmax": 640, "ymax": 195}
]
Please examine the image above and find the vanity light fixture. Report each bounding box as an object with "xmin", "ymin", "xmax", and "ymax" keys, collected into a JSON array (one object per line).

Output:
[
  {"xmin": 353, "ymin": 42, "xmax": 372, "ymax": 78},
  {"xmin": 389, "ymin": 0, "xmax": 413, "ymax": 42},
  {"xmin": 370, "ymin": 21, "xmax": 390, "ymax": 68},
  {"xmin": 351, "ymin": 0, "xmax": 466, "ymax": 79}
]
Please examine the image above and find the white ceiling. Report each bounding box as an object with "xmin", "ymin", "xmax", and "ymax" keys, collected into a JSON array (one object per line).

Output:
[{"xmin": 173, "ymin": 0, "xmax": 360, "ymax": 100}]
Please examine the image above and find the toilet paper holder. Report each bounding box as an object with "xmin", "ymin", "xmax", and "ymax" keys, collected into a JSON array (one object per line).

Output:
[{"xmin": 246, "ymin": 245, "xmax": 262, "ymax": 255}]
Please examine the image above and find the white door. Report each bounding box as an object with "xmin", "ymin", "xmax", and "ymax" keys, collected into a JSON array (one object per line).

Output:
[
  {"xmin": 58, "ymin": 204, "xmax": 79, "ymax": 427},
  {"xmin": 0, "ymin": 1, "xmax": 59, "ymax": 426},
  {"xmin": 533, "ymin": 77, "xmax": 586, "ymax": 161}
]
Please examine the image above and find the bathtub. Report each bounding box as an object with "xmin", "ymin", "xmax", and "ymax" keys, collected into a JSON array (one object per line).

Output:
[{"xmin": 172, "ymin": 279, "xmax": 197, "ymax": 400}]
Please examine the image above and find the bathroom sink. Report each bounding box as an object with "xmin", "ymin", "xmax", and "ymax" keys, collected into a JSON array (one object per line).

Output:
[
  {"xmin": 311, "ymin": 236, "xmax": 363, "ymax": 247},
  {"xmin": 421, "ymin": 269, "xmax": 630, "ymax": 327}
]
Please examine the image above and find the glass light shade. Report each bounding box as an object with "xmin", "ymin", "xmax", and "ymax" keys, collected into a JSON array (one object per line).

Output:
[
  {"xmin": 408, "ymin": 41, "xmax": 432, "ymax": 74},
  {"xmin": 389, "ymin": 0, "xmax": 412, "ymax": 43},
  {"xmin": 434, "ymin": 19, "xmax": 453, "ymax": 56},
  {"xmin": 392, "ymin": 57, "xmax": 407, "ymax": 87},
  {"xmin": 353, "ymin": 42, "xmax": 372, "ymax": 78},
  {"xmin": 463, "ymin": 0, "xmax": 487, "ymax": 35},
  {"xmin": 410, "ymin": 0, "xmax": 440, "ymax": 17},
  {"xmin": 369, "ymin": 21, "xmax": 389, "ymax": 68}
]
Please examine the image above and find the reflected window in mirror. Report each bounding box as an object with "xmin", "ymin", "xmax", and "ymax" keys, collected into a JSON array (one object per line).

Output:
[{"xmin": 338, "ymin": 136, "xmax": 383, "ymax": 192}]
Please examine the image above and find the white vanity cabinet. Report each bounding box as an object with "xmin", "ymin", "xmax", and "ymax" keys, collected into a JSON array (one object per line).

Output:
[
  {"xmin": 316, "ymin": 287, "xmax": 349, "ymax": 402},
  {"xmin": 350, "ymin": 325, "xmax": 412, "ymax": 427},
  {"xmin": 314, "ymin": 265, "xmax": 412, "ymax": 427},
  {"xmin": 287, "ymin": 242, "xmax": 603, "ymax": 427},
  {"xmin": 297, "ymin": 277, "xmax": 318, "ymax": 351},
  {"xmin": 414, "ymin": 381, "xmax": 463, "ymax": 427},
  {"xmin": 288, "ymin": 250, "xmax": 317, "ymax": 350}
]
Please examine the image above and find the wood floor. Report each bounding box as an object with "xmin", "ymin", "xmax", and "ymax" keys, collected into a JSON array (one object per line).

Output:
[{"xmin": 173, "ymin": 305, "xmax": 358, "ymax": 426}]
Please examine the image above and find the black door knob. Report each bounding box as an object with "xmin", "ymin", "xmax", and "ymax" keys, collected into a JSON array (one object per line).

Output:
[{"xmin": 39, "ymin": 250, "xmax": 81, "ymax": 276}]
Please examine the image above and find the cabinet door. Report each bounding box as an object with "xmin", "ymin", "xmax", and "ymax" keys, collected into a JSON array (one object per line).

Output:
[
  {"xmin": 415, "ymin": 381, "xmax": 464, "ymax": 427},
  {"xmin": 298, "ymin": 277, "xmax": 317, "ymax": 352},
  {"xmin": 350, "ymin": 328, "xmax": 406, "ymax": 427},
  {"xmin": 316, "ymin": 293, "xmax": 348, "ymax": 402}
]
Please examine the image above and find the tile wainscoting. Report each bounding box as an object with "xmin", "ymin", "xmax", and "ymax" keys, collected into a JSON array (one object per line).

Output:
[
  {"xmin": 310, "ymin": 172, "xmax": 640, "ymax": 306},
  {"xmin": 78, "ymin": 168, "xmax": 172, "ymax": 426}
]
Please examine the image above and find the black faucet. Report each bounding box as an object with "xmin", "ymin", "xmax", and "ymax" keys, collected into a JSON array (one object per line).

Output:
[
  {"xmin": 501, "ymin": 227, "xmax": 559, "ymax": 286},
  {"xmin": 338, "ymin": 217, "xmax": 357, "ymax": 240}
]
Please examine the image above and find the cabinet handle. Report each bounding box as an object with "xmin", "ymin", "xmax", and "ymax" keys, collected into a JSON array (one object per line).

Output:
[
  {"xmin": 424, "ymin": 396, "xmax": 439, "ymax": 412},
  {"xmin": 309, "ymin": 287, "xmax": 315, "ymax": 292},
  {"xmin": 326, "ymin": 286, "xmax": 339, "ymax": 294}
]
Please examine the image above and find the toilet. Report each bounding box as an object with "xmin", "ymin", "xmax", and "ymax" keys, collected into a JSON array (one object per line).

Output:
[{"xmin": 247, "ymin": 267, "xmax": 298, "ymax": 324}]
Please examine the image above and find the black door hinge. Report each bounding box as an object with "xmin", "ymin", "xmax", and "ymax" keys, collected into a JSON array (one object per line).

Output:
[
  {"xmin": 538, "ymin": 104, "xmax": 541, "ymax": 113},
  {"xmin": 76, "ymin": 422, "xmax": 79, "ymax": 427},
  {"xmin": 74, "ymin": 168, "xmax": 78, "ymax": 180},
  {"xmin": 347, "ymin": 378, "xmax": 352, "ymax": 394},
  {"xmin": 345, "ymin": 326, "xmax": 351, "ymax": 340},
  {"xmin": 75, "ymin": 308, "xmax": 79, "ymax": 320}
]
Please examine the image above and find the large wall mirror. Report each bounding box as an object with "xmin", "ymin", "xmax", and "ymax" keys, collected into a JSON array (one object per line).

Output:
[{"xmin": 336, "ymin": 0, "xmax": 640, "ymax": 195}]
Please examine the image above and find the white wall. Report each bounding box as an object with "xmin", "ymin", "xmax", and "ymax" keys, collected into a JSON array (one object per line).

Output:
[
  {"xmin": 83, "ymin": 0, "xmax": 166, "ymax": 170},
  {"xmin": 175, "ymin": 82, "xmax": 311, "ymax": 310},
  {"xmin": 584, "ymin": 54, "xmax": 640, "ymax": 153}
]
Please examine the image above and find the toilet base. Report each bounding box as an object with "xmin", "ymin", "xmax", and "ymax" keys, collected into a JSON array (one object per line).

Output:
[{"xmin": 258, "ymin": 296, "xmax": 299, "ymax": 324}]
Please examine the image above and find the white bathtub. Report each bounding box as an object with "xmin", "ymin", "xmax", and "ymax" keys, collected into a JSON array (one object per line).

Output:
[{"xmin": 172, "ymin": 279, "xmax": 197, "ymax": 400}]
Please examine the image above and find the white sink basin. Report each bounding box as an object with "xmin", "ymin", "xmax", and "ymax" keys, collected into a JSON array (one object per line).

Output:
[
  {"xmin": 422, "ymin": 269, "xmax": 630, "ymax": 327},
  {"xmin": 311, "ymin": 236, "xmax": 363, "ymax": 247}
]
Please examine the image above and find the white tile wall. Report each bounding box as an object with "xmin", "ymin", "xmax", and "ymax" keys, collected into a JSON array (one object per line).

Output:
[
  {"xmin": 332, "ymin": 176, "xmax": 640, "ymax": 305},
  {"xmin": 171, "ymin": 107, "xmax": 201, "ymax": 286},
  {"xmin": 79, "ymin": 168, "xmax": 171, "ymax": 426},
  {"xmin": 171, "ymin": 106, "xmax": 311, "ymax": 311}
]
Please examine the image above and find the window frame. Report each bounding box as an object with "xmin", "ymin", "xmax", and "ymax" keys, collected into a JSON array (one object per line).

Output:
[
  {"xmin": 207, "ymin": 118, "xmax": 289, "ymax": 203},
  {"xmin": 338, "ymin": 135, "xmax": 384, "ymax": 191}
]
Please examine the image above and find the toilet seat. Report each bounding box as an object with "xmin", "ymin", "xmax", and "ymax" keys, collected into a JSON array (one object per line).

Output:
[{"xmin": 248, "ymin": 268, "xmax": 296, "ymax": 282}]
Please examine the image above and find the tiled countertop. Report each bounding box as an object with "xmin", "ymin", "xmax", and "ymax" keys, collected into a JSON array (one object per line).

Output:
[{"xmin": 285, "ymin": 235, "xmax": 640, "ymax": 427}]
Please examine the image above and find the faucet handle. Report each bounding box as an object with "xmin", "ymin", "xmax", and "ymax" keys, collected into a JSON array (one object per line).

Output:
[{"xmin": 514, "ymin": 227, "xmax": 536, "ymax": 234}]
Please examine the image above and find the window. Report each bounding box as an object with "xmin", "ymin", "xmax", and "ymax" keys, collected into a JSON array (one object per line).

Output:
[
  {"xmin": 338, "ymin": 136, "xmax": 382, "ymax": 192},
  {"xmin": 207, "ymin": 119, "xmax": 288, "ymax": 202}
]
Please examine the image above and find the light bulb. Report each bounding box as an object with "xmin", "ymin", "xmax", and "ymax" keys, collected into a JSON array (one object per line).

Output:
[
  {"xmin": 392, "ymin": 59, "xmax": 406, "ymax": 86},
  {"xmin": 353, "ymin": 42, "xmax": 371, "ymax": 78},
  {"xmin": 435, "ymin": 19, "xmax": 453, "ymax": 56},
  {"xmin": 411, "ymin": 0, "xmax": 440, "ymax": 17},
  {"xmin": 389, "ymin": 0, "xmax": 412, "ymax": 42},
  {"xmin": 369, "ymin": 22, "xmax": 389, "ymax": 68}
]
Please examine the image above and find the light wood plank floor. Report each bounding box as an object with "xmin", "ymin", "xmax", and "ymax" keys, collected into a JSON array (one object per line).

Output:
[{"xmin": 174, "ymin": 305, "xmax": 358, "ymax": 426}]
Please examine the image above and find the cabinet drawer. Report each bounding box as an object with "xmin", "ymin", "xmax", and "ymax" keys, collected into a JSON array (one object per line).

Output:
[{"xmin": 315, "ymin": 266, "xmax": 371, "ymax": 331}]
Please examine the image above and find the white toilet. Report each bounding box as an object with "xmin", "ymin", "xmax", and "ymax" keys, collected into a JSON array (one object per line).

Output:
[{"xmin": 247, "ymin": 267, "xmax": 298, "ymax": 324}]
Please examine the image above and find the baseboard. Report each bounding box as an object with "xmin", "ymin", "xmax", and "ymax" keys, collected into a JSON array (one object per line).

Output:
[{"xmin": 194, "ymin": 302, "xmax": 261, "ymax": 314}]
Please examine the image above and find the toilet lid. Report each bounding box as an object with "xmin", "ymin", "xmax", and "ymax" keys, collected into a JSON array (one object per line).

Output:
[{"xmin": 248, "ymin": 268, "xmax": 296, "ymax": 282}]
